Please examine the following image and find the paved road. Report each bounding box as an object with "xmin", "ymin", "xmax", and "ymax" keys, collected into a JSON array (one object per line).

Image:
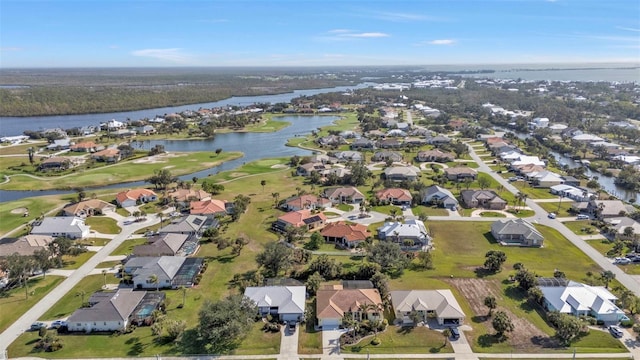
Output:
[
  {"xmin": 0, "ymin": 215, "xmax": 159, "ymax": 353},
  {"xmin": 466, "ymin": 143, "xmax": 640, "ymax": 296}
]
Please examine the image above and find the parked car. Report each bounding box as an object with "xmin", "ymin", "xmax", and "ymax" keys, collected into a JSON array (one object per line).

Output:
[
  {"xmin": 30, "ymin": 322, "xmax": 46, "ymax": 331},
  {"xmin": 576, "ymin": 214, "xmax": 590, "ymax": 220},
  {"xmin": 614, "ymin": 257, "xmax": 632, "ymax": 265},
  {"xmin": 608, "ymin": 325, "xmax": 623, "ymax": 338},
  {"xmin": 449, "ymin": 326, "xmax": 460, "ymax": 340},
  {"xmin": 287, "ymin": 321, "xmax": 297, "ymax": 334},
  {"xmin": 547, "ymin": 213, "xmax": 557, "ymax": 219},
  {"xmin": 50, "ymin": 320, "xmax": 67, "ymax": 329}
]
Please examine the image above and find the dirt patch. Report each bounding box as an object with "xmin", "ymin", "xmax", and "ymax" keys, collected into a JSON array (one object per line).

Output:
[
  {"xmin": 229, "ymin": 172, "xmax": 249, "ymax": 178},
  {"xmin": 163, "ymin": 165, "xmax": 175, "ymax": 169},
  {"xmin": 10, "ymin": 207, "xmax": 28, "ymax": 215},
  {"xmin": 445, "ymin": 277, "xmax": 554, "ymax": 352},
  {"xmin": 133, "ymin": 152, "xmax": 184, "ymax": 164}
]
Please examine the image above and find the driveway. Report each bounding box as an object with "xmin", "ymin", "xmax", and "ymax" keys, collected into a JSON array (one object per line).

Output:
[
  {"xmin": 279, "ymin": 324, "xmax": 299, "ymax": 360},
  {"xmin": 322, "ymin": 328, "xmax": 347, "ymax": 357}
]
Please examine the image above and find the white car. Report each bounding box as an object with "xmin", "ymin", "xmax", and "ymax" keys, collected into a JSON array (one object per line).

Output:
[
  {"xmin": 547, "ymin": 213, "xmax": 557, "ymax": 219},
  {"xmin": 615, "ymin": 257, "xmax": 632, "ymax": 265},
  {"xmin": 576, "ymin": 214, "xmax": 590, "ymax": 220}
]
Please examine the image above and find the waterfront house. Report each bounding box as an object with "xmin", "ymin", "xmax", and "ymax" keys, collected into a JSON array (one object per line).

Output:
[
  {"xmin": 62, "ymin": 199, "xmax": 116, "ymax": 218},
  {"xmin": 91, "ymin": 148, "xmax": 121, "ymax": 163}
]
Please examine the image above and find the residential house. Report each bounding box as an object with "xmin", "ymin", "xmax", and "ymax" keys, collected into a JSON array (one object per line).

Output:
[
  {"xmin": 605, "ymin": 217, "xmax": 640, "ymax": 240},
  {"xmin": 539, "ymin": 280, "xmax": 627, "ymax": 325},
  {"xmin": 425, "ymin": 135, "xmax": 452, "ymax": 145},
  {"xmin": 320, "ymin": 222, "xmax": 371, "ymax": 249},
  {"xmin": 91, "ymin": 148, "xmax": 121, "ymax": 163},
  {"xmin": 169, "ymin": 188, "xmax": 211, "ymax": 206},
  {"xmin": 322, "ymin": 187, "xmax": 365, "ymax": 205},
  {"xmin": 375, "ymin": 188, "xmax": 413, "ymax": 205},
  {"xmin": 115, "ymin": 189, "xmax": 158, "ymax": 208},
  {"xmin": 384, "ymin": 166, "xmax": 420, "ymax": 181},
  {"xmin": 0, "ymin": 235, "xmax": 54, "ymax": 257},
  {"xmin": 316, "ymin": 285, "xmax": 383, "ymax": 329},
  {"xmin": 159, "ymin": 215, "xmax": 211, "ymax": 236},
  {"xmin": 333, "ymin": 151, "xmax": 363, "ymax": 162},
  {"xmin": 550, "ymin": 185, "xmax": 591, "ymax": 202},
  {"xmin": 244, "ymin": 286, "xmax": 306, "ymax": 322},
  {"xmin": 572, "ymin": 134, "xmax": 604, "ymax": 142},
  {"xmin": 444, "ymin": 167, "xmax": 477, "ymax": 181},
  {"xmin": 62, "ymin": 199, "xmax": 116, "ymax": 217},
  {"xmin": 46, "ymin": 139, "xmax": 72, "ymax": 151},
  {"xmin": 296, "ymin": 162, "xmax": 327, "ymax": 177},
  {"xmin": 349, "ymin": 138, "xmax": 376, "ymax": 150},
  {"xmin": 587, "ymin": 200, "xmax": 630, "ymax": 219},
  {"xmin": 511, "ymin": 156, "xmax": 546, "ymax": 168},
  {"xmin": 40, "ymin": 156, "xmax": 73, "ymax": 171},
  {"xmin": 530, "ymin": 171, "xmax": 565, "ymax": 188},
  {"xmin": 420, "ymin": 185, "xmax": 458, "ymax": 210},
  {"xmin": 404, "ymin": 137, "xmax": 428, "ymax": 147},
  {"xmin": 190, "ymin": 199, "xmax": 229, "ymax": 217},
  {"xmin": 124, "ymin": 256, "xmax": 204, "ymax": 289},
  {"xmin": 67, "ymin": 289, "xmax": 149, "ymax": 333},
  {"xmin": 372, "ymin": 151, "xmax": 403, "ymax": 163},
  {"xmin": 281, "ymin": 194, "xmax": 331, "ymax": 212},
  {"xmin": 133, "ymin": 233, "xmax": 192, "ymax": 257},
  {"xmin": 390, "ymin": 290, "xmax": 465, "ymax": 326},
  {"xmin": 377, "ymin": 219, "xmax": 430, "ymax": 249},
  {"xmin": 135, "ymin": 125, "xmax": 156, "ymax": 135},
  {"xmin": 70, "ymin": 141, "xmax": 99, "ymax": 152},
  {"xmin": 416, "ymin": 149, "xmax": 455, "ymax": 163},
  {"xmin": 460, "ymin": 190, "xmax": 507, "ymax": 210},
  {"xmin": 31, "ymin": 217, "xmax": 90, "ymax": 239},
  {"xmin": 490, "ymin": 219, "xmax": 544, "ymax": 247},
  {"xmin": 561, "ymin": 176, "xmax": 581, "ymax": 187},
  {"xmin": 514, "ymin": 164, "xmax": 546, "ymax": 176},
  {"xmin": 377, "ymin": 139, "xmax": 402, "ymax": 149},
  {"xmin": 272, "ymin": 210, "xmax": 327, "ymax": 233},
  {"xmin": 317, "ymin": 135, "xmax": 346, "ymax": 147}
]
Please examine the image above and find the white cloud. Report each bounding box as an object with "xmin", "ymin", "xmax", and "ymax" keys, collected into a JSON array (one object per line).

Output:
[
  {"xmin": 318, "ymin": 30, "xmax": 390, "ymax": 42},
  {"xmin": 131, "ymin": 48, "xmax": 191, "ymax": 63},
  {"xmin": 359, "ymin": 10, "xmax": 448, "ymax": 22},
  {"xmin": 428, "ymin": 39, "xmax": 456, "ymax": 45},
  {"xmin": 346, "ymin": 32, "xmax": 390, "ymax": 38},
  {"xmin": 617, "ymin": 26, "xmax": 640, "ymax": 32}
]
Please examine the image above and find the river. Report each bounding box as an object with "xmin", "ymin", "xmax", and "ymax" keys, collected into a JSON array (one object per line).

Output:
[
  {"xmin": 0, "ymin": 82, "xmax": 372, "ymax": 202},
  {"xmin": 494, "ymin": 127, "xmax": 640, "ymax": 203}
]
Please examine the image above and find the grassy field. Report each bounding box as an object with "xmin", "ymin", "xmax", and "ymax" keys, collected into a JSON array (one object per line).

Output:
[
  {"xmin": 512, "ymin": 184, "xmax": 557, "ymax": 199},
  {"xmin": 413, "ymin": 205, "xmax": 449, "ymax": 216},
  {"xmin": 77, "ymin": 237, "xmax": 111, "ymax": 246},
  {"xmin": 60, "ymin": 251, "xmax": 96, "ymax": 270},
  {"xmin": 109, "ymin": 238, "xmax": 148, "ymax": 256},
  {"xmin": 0, "ymin": 151, "xmax": 243, "ymax": 190},
  {"xmin": 479, "ymin": 211, "xmax": 506, "ymax": 218},
  {"xmin": 537, "ymin": 201, "xmax": 575, "ymax": 217},
  {"xmin": 298, "ymin": 322, "xmax": 323, "ymax": 354},
  {"xmin": 40, "ymin": 274, "xmax": 120, "ymax": 321},
  {"xmin": 234, "ymin": 321, "xmax": 281, "ymax": 355},
  {"xmin": 84, "ymin": 216, "xmax": 120, "ymax": 234},
  {"xmin": 0, "ymin": 276, "xmax": 64, "ymax": 333},
  {"xmin": 343, "ymin": 326, "xmax": 453, "ymax": 354},
  {"xmin": 564, "ymin": 220, "xmax": 600, "ymax": 236},
  {"xmin": 0, "ymin": 195, "xmax": 70, "ymax": 236},
  {"xmin": 207, "ymin": 157, "xmax": 290, "ymax": 182}
]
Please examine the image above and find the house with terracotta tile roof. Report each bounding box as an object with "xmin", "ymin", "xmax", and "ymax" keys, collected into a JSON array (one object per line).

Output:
[
  {"xmin": 115, "ymin": 189, "xmax": 158, "ymax": 208},
  {"xmin": 190, "ymin": 199, "xmax": 229, "ymax": 217},
  {"xmin": 91, "ymin": 148, "xmax": 121, "ymax": 163},
  {"xmin": 320, "ymin": 222, "xmax": 371, "ymax": 249},
  {"xmin": 272, "ymin": 210, "xmax": 327, "ymax": 233},
  {"xmin": 281, "ymin": 194, "xmax": 332, "ymax": 212},
  {"xmin": 62, "ymin": 199, "xmax": 116, "ymax": 217},
  {"xmin": 169, "ymin": 189, "xmax": 211, "ymax": 204},
  {"xmin": 70, "ymin": 141, "xmax": 100, "ymax": 152},
  {"xmin": 316, "ymin": 284, "xmax": 383, "ymax": 329},
  {"xmin": 375, "ymin": 188, "xmax": 412, "ymax": 205}
]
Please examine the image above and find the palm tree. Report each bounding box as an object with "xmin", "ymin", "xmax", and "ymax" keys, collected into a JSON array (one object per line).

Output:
[
  {"xmin": 149, "ymin": 274, "xmax": 159, "ymax": 292},
  {"xmin": 260, "ymin": 179, "xmax": 266, "ymax": 193},
  {"xmin": 102, "ymin": 269, "xmax": 108, "ymax": 288},
  {"xmin": 442, "ymin": 328, "xmax": 452, "ymax": 347},
  {"xmin": 271, "ymin": 192, "xmax": 280, "ymax": 208},
  {"xmin": 76, "ymin": 290, "xmax": 86, "ymax": 307}
]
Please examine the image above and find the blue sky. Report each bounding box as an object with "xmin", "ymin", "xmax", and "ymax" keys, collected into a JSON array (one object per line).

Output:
[{"xmin": 1, "ymin": 0, "xmax": 639, "ymax": 67}]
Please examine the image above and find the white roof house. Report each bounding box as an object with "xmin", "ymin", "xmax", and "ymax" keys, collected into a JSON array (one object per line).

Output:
[
  {"xmin": 244, "ymin": 286, "xmax": 306, "ymax": 322},
  {"xmin": 540, "ymin": 281, "xmax": 626, "ymax": 324},
  {"xmin": 377, "ymin": 220, "xmax": 430, "ymax": 248},
  {"xmin": 572, "ymin": 134, "xmax": 604, "ymax": 142},
  {"xmin": 30, "ymin": 217, "xmax": 90, "ymax": 239},
  {"xmin": 390, "ymin": 290, "xmax": 465, "ymax": 325},
  {"xmin": 511, "ymin": 156, "xmax": 546, "ymax": 167}
]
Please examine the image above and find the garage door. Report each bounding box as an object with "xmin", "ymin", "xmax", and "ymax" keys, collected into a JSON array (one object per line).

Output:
[
  {"xmin": 320, "ymin": 318, "xmax": 340, "ymax": 330},
  {"xmin": 281, "ymin": 313, "xmax": 299, "ymax": 322}
]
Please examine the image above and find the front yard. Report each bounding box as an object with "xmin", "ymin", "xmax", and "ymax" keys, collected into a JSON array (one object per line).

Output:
[{"xmin": 343, "ymin": 326, "xmax": 453, "ymax": 354}]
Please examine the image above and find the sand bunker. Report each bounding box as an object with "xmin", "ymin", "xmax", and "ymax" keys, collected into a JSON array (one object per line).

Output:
[
  {"xmin": 11, "ymin": 207, "xmax": 28, "ymax": 215},
  {"xmin": 270, "ymin": 164, "xmax": 288, "ymax": 169}
]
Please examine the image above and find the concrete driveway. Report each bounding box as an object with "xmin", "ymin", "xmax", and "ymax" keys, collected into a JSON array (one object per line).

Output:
[
  {"xmin": 322, "ymin": 328, "xmax": 347, "ymax": 357},
  {"xmin": 279, "ymin": 323, "xmax": 299, "ymax": 360}
]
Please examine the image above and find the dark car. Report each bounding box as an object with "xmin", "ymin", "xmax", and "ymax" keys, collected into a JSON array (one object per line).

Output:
[
  {"xmin": 449, "ymin": 326, "xmax": 460, "ymax": 340},
  {"xmin": 287, "ymin": 321, "xmax": 297, "ymax": 334}
]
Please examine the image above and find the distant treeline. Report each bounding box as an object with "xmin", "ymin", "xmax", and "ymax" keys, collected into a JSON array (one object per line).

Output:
[{"xmin": 0, "ymin": 72, "xmax": 351, "ymax": 116}]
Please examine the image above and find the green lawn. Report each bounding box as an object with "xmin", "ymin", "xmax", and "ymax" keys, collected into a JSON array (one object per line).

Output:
[
  {"xmin": 40, "ymin": 274, "xmax": 120, "ymax": 321},
  {"xmin": 77, "ymin": 237, "xmax": 111, "ymax": 246},
  {"xmin": 537, "ymin": 201, "xmax": 575, "ymax": 217},
  {"xmin": 208, "ymin": 157, "xmax": 290, "ymax": 182},
  {"xmin": 337, "ymin": 203, "xmax": 354, "ymax": 212},
  {"xmin": 234, "ymin": 321, "xmax": 281, "ymax": 355},
  {"xmin": 564, "ymin": 221, "xmax": 600, "ymax": 236},
  {"xmin": 96, "ymin": 260, "xmax": 123, "ymax": 268},
  {"xmin": 299, "ymin": 320, "xmax": 323, "ymax": 354},
  {"xmin": 413, "ymin": 205, "xmax": 449, "ymax": 216},
  {"xmin": 0, "ymin": 195, "xmax": 69, "ymax": 237},
  {"xmin": 109, "ymin": 238, "xmax": 148, "ymax": 256},
  {"xmin": 0, "ymin": 151, "xmax": 243, "ymax": 190},
  {"xmin": 513, "ymin": 185, "xmax": 557, "ymax": 199},
  {"xmin": 343, "ymin": 326, "xmax": 453, "ymax": 354},
  {"xmin": 586, "ymin": 239, "xmax": 615, "ymax": 257},
  {"xmin": 0, "ymin": 276, "xmax": 64, "ymax": 333},
  {"xmin": 84, "ymin": 216, "xmax": 120, "ymax": 234},
  {"xmin": 506, "ymin": 209, "xmax": 536, "ymax": 218},
  {"xmin": 60, "ymin": 251, "xmax": 96, "ymax": 270},
  {"xmin": 479, "ymin": 211, "xmax": 506, "ymax": 218}
]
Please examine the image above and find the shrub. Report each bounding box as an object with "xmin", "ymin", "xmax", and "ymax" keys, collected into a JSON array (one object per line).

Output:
[
  {"xmin": 620, "ymin": 320, "xmax": 634, "ymax": 328},
  {"xmin": 370, "ymin": 337, "xmax": 381, "ymax": 346}
]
